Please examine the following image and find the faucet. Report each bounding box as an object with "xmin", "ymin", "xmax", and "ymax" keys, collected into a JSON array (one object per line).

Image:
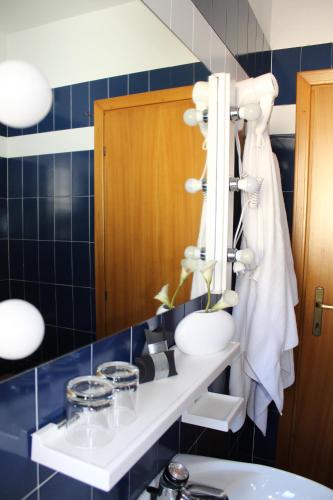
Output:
[{"xmin": 147, "ymin": 462, "xmax": 229, "ymax": 500}]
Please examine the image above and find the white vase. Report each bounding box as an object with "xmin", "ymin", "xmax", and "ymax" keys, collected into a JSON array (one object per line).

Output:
[
  {"xmin": 156, "ymin": 305, "xmax": 170, "ymax": 315},
  {"xmin": 175, "ymin": 310, "xmax": 235, "ymax": 355}
]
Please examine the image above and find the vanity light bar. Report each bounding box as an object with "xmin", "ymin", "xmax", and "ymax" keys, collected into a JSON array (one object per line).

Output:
[{"xmin": 205, "ymin": 73, "xmax": 234, "ymax": 293}]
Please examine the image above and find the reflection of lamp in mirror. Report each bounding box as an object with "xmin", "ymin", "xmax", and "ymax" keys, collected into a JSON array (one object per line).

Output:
[
  {"xmin": 183, "ymin": 108, "xmax": 208, "ymax": 127},
  {"xmin": 0, "ymin": 300, "xmax": 45, "ymax": 360},
  {"xmin": 184, "ymin": 245, "xmax": 205, "ymax": 260},
  {"xmin": 0, "ymin": 60, "xmax": 52, "ymax": 128},
  {"xmin": 185, "ymin": 178, "xmax": 207, "ymax": 193}
]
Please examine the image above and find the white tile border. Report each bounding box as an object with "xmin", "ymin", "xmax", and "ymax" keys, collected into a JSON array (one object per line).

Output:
[
  {"xmin": 0, "ymin": 136, "xmax": 6, "ymax": 157},
  {"xmin": 4, "ymin": 127, "xmax": 94, "ymax": 158},
  {"xmin": 270, "ymin": 104, "xmax": 296, "ymax": 135}
]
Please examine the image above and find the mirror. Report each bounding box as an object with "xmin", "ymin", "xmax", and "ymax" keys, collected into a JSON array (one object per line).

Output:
[{"xmin": 0, "ymin": 0, "xmax": 207, "ymax": 380}]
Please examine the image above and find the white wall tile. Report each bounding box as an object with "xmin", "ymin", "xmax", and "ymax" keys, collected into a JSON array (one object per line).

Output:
[
  {"xmin": 5, "ymin": 127, "xmax": 94, "ymax": 158},
  {"xmin": 236, "ymin": 60, "xmax": 248, "ymax": 82},
  {"xmin": 225, "ymin": 48, "xmax": 237, "ymax": 105},
  {"xmin": 210, "ymin": 31, "xmax": 226, "ymax": 73},
  {"xmin": 269, "ymin": 104, "xmax": 296, "ymax": 134},
  {"xmin": 0, "ymin": 136, "xmax": 6, "ymax": 157},
  {"xmin": 142, "ymin": 0, "xmax": 172, "ymax": 27},
  {"xmin": 193, "ymin": 7, "xmax": 211, "ymax": 69},
  {"xmin": 171, "ymin": 0, "xmax": 194, "ymax": 51}
]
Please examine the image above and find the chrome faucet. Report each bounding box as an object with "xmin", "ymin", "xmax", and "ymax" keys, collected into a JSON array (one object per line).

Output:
[{"xmin": 147, "ymin": 462, "xmax": 229, "ymax": 500}]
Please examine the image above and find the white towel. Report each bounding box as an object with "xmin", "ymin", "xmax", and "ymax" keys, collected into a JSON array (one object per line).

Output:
[{"xmin": 229, "ymin": 74, "xmax": 298, "ymax": 435}]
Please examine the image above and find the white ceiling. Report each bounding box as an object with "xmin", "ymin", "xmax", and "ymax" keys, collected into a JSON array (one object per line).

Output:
[{"xmin": 0, "ymin": 0, "xmax": 132, "ymax": 33}]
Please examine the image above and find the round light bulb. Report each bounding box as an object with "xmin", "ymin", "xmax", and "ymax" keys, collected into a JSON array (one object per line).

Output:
[
  {"xmin": 0, "ymin": 299, "xmax": 45, "ymax": 360},
  {"xmin": 236, "ymin": 248, "xmax": 255, "ymax": 265},
  {"xmin": 183, "ymin": 108, "xmax": 198, "ymax": 126},
  {"xmin": 233, "ymin": 261, "xmax": 246, "ymax": 275},
  {"xmin": 0, "ymin": 60, "xmax": 52, "ymax": 128},
  {"xmin": 183, "ymin": 108, "xmax": 205, "ymax": 127},
  {"xmin": 223, "ymin": 289, "xmax": 239, "ymax": 307},
  {"xmin": 184, "ymin": 245, "xmax": 201, "ymax": 260},
  {"xmin": 185, "ymin": 178, "xmax": 203, "ymax": 193},
  {"xmin": 238, "ymin": 176, "xmax": 260, "ymax": 193},
  {"xmin": 238, "ymin": 103, "xmax": 261, "ymax": 121}
]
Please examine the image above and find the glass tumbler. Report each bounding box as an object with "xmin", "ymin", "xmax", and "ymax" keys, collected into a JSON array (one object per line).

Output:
[
  {"xmin": 66, "ymin": 375, "xmax": 114, "ymax": 448},
  {"xmin": 96, "ymin": 361, "xmax": 139, "ymax": 427}
]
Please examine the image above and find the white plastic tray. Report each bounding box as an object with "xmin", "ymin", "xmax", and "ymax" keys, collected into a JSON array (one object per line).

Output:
[
  {"xmin": 182, "ymin": 392, "xmax": 244, "ymax": 431},
  {"xmin": 31, "ymin": 342, "xmax": 240, "ymax": 491}
]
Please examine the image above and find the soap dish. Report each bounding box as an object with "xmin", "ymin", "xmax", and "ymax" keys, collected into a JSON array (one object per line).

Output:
[{"xmin": 181, "ymin": 392, "xmax": 244, "ymax": 432}]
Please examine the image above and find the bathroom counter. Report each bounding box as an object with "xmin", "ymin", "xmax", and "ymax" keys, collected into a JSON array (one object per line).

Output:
[{"xmin": 31, "ymin": 342, "xmax": 240, "ymax": 491}]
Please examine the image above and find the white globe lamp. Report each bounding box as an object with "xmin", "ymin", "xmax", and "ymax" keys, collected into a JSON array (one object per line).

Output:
[
  {"xmin": 0, "ymin": 299, "xmax": 45, "ymax": 360},
  {"xmin": 0, "ymin": 60, "xmax": 52, "ymax": 128}
]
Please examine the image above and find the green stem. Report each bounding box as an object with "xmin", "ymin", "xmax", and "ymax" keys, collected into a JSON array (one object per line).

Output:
[
  {"xmin": 170, "ymin": 277, "xmax": 187, "ymax": 307},
  {"xmin": 205, "ymin": 282, "xmax": 211, "ymax": 312}
]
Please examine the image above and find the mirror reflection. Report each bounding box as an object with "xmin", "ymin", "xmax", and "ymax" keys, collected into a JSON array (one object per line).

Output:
[{"xmin": 0, "ymin": 0, "xmax": 209, "ymax": 380}]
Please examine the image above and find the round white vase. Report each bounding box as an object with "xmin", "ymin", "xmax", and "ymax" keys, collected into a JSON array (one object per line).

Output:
[{"xmin": 175, "ymin": 310, "xmax": 235, "ymax": 355}]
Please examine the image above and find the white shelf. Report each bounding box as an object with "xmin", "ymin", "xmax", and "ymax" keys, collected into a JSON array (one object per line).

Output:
[
  {"xmin": 31, "ymin": 342, "xmax": 240, "ymax": 492},
  {"xmin": 181, "ymin": 392, "xmax": 244, "ymax": 431}
]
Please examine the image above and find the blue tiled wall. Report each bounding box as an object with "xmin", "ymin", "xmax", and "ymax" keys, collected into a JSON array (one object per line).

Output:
[
  {"xmin": 271, "ymin": 135, "xmax": 296, "ymax": 234},
  {"xmin": 0, "ymin": 62, "xmax": 211, "ymax": 379},
  {"xmin": 0, "ymin": 157, "xmax": 9, "ymax": 305},
  {"xmin": 0, "ymin": 63, "xmax": 210, "ymax": 138},
  {"xmin": 273, "ymin": 43, "xmax": 333, "ymax": 105}
]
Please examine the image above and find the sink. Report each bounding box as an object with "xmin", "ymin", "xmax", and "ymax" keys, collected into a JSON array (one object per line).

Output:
[
  {"xmin": 140, "ymin": 454, "xmax": 333, "ymax": 499},
  {"xmin": 173, "ymin": 454, "xmax": 333, "ymax": 499}
]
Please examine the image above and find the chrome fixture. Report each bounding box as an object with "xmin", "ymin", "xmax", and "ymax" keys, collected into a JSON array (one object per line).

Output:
[
  {"xmin": 227, "ymin": 247, "xmax": 254, "ymax": 265},
  {"xmin": 147, "ymin": 461, "xmax": 228, "ymax": 499},
  {"xmin": 230, "ymin": 103, "xmax": 261, "ymax": 122},
  {"xmin": 313, "ymin": 286, "xmax": 333, "ymax": 336},
  {"xmin": 185, "ymin": 178, "xmax": 207, "ymax": 194},
  {"xmin": 229, "ymin": 176, "xmax": 260, "ymax": 193}
]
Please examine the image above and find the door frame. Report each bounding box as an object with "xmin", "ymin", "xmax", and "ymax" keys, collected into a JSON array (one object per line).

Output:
[
  {"xmin": 276, "ymin": 68, "xmax": 333, "ymax": 468},
  {"xmin": 94, "ymin": 86, "xmax": 194, "ymax": 339}
]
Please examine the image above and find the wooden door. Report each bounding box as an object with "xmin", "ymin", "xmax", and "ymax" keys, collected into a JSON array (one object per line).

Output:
[
  {"xmin": 94, "ymin": 87, "xmax": 205, "ymax": 336},
  {"xmin": 277, "ymin": 70, "xmax": 333, "ymax": 487}
]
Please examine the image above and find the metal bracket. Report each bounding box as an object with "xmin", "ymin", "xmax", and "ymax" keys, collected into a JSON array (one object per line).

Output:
[{"xmin": 313, "ymin": 286, "xmax": 333, "ymax": 336}]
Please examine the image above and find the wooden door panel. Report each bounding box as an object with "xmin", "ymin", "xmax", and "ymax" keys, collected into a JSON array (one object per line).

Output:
[
  {"xmin": 95, "ymin": 88, "xmax": 205, "ymax": 335},
  {"xmin": 277, "ymin": 71, "xmax": 333, "ymax": 488},
  {"xmin": 291, "ymin": 84, "xmax": 333, "ymax": 485}
]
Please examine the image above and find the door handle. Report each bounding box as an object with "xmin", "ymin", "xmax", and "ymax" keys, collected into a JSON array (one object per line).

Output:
[{"xmin": 313, "ymin": 286, "xmax": 333, "ymax": 336}]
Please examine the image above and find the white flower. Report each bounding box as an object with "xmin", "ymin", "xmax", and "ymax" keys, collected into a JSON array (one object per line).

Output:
[
  {"xmin": 210, "ymin": 289, "xmax": 239, "ymax": 312},
  {"xmin": 154, "ymin": 284, "xmax": 171, "ymax": 308},
  {"xmin": 198, "ymin": 260, "xmax": 217, "ymax": 285},
  {"xmin": 181, "ymin": 258, "xmax": 198, "ymax": 275},
  {"xmin": 223, "ymin": 289, "xmax": 239, "ymax": 307}
]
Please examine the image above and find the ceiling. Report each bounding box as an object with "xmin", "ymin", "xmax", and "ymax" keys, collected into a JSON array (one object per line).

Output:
[{"xmin": 0, "ymin": 0, "xmax": 132, "ymax": 33}]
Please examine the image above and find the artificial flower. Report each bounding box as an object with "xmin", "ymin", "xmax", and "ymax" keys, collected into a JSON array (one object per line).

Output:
[
  {"xmin": 210, "ymin": 289, "xmax": 239, "ymax": 312},
  {"xmin": 154, "ymin": 284, "xmax": 172, "ymax": 308}
]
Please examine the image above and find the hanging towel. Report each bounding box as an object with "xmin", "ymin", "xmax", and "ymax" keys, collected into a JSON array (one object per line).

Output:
[{"xmin": 229, "ymin": 73, "xmax": 298, "ymax": 435}]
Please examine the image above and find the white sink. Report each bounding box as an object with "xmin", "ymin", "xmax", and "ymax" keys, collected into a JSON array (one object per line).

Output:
[
  {"xmin": 172, "ymin": 454, "xmax": 333, "ymax": 500},
  {"xmin": 139, "ymin": 454, "xmax": 333, "ymax": 499}
]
